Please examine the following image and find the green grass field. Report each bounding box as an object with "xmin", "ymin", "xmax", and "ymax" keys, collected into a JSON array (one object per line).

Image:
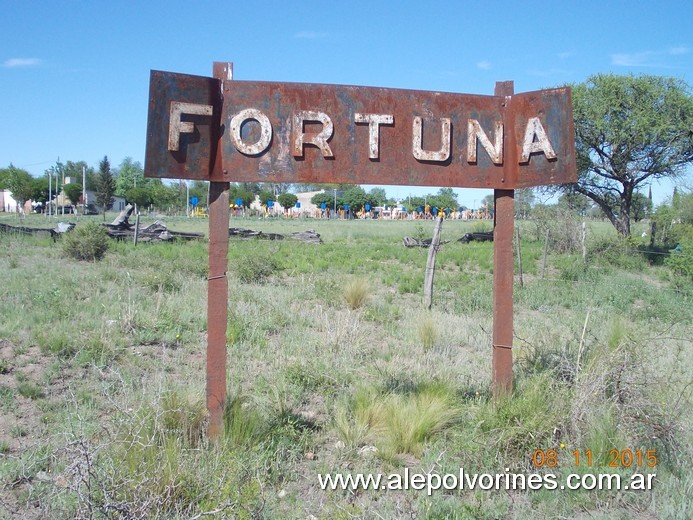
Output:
[{"xmin": 0, "ymin": 212, "xmax": 690, "ymax": 519}]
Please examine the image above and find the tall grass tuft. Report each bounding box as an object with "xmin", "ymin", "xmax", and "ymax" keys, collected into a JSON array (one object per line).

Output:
[
  {"xmin": 417, "ymin": 313, "xmax": 438, "ymax": 352},
  {"xmin": 223, "ymin": 393, "xmax": 267, "ymax": 447},
  {"xmin": 334, "ymin": 384, "xmax": 459, "ymax": 460},
  {"xmin": 343, "ymin": 277, "xmax": 370, "ymax": 310}
]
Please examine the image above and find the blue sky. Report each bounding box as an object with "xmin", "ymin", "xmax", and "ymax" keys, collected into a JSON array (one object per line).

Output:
[{"xmin": 1, "ymin": 0, "xmax": 691, "ymax": 208}]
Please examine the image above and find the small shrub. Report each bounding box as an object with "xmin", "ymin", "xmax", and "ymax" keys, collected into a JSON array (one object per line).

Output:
[
  {"xmin": 62, "ymin": 221, "xmax": 110, "ymax": 261},
  {"xmin": 343, "ymin": 278, "xmax": 369, "ymax": 310},
  {"xmin": 554, "ymin": 255, "xmax": 589, "ymax": 281},
  {"xmin": 235, "ymin": 253, "xmax": 279, "ymax": 284},
  {"xmin": 413, "ymin": 223, "xmax": 427, "ymax": 243},
  {"xmin": 664, "ymin": 242, "xmax": 693, "ymax": 281},
  {"xmin": 17, "ymin": 381, "xmax": 44, "ymax": 400},
  {"xmin": 588, "ymin": 235, "xmax": 646, "ymax": 271},
  {"xmin": 36, "ymin": 331, "xmax": 76, "ymax": 359}
]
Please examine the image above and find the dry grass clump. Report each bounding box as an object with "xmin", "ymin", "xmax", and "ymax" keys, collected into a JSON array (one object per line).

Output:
[
  {"xmin": 343, "ymin": 277, "xmax": 370, "ymax": 310},
  {"xmin": 417, "ymin": 313, "xmax": 439, "ymax": 352},
  {"xmin": 334, "ymin": 384, "xmax": 459, "ymax": 460}
]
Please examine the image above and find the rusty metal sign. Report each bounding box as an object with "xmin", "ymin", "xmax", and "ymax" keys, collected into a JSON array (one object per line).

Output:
[
  {"xmin": 145, "ymin": 72, "xmax": 576, "ymax": 189},
  {"xmin": 144, "ymin": 63, "xmax": 578, "ymax": 438}
]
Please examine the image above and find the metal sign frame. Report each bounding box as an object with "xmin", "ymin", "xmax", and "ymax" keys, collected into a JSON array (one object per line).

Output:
[{"xmin": 145, "ymin": 62, "xmax": 577, "ymax": 439}]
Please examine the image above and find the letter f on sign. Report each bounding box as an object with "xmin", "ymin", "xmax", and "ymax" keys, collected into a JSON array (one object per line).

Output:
[{"xmin": 168, "ymin": 101, "xmax": 213, "ymax": 151}]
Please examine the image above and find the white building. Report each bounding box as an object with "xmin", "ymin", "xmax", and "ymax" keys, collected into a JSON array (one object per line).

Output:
[{"xmin": 0, "ymin": 190, "xmax": 19, "ymax": 212}]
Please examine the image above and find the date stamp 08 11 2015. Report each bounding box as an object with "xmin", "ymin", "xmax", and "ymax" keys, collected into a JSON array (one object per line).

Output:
[{"xmin": 532, "ymin": 448, "xmax": 658, "ymax": 468}]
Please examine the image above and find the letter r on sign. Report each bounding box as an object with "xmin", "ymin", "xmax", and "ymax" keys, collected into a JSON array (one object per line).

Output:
[{"xmin": 168, "ymin": 101, "xmax": 214, "ymax": 151}]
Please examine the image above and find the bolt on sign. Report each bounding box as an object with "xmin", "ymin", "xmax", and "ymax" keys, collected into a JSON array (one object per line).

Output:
[{"xmin": 145, "ymin": 63, "xmax": 576, "ymax": 439}]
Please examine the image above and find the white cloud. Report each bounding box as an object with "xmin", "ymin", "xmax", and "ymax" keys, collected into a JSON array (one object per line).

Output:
[
  {"xmin": 668, "ymin": 45, "xmax": 690, "ymax": 55},
  {"xmin": 3, "ymin": 57, "xmax": 42, "ymax": 68},
  {"xmin": 557, "ymin": 51, "xmax": 575, "ymax": 59},
  {"xmin": 476, "ymin": 61, "xmax": 491, "ymax": 70},
  {"xmin": 611, "ymin": 46, "xmax": 690, "ymax": 67},
  {"xmin": 293, "ymin": 31, "xmax": 328, "ymax": 39},
  {"xmin": 611, "ymin": 51, "xmax": 656, "ymax": 67}
]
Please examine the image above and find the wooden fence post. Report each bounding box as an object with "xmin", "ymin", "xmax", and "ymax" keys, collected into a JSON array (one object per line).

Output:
[{"xmin": 423, "ymin": 216, "xmax": 444, "ymax": 310}]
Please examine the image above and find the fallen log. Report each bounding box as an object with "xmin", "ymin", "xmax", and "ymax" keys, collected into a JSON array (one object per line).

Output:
[
  {"xmin": 229, "ymin": 227, "xmax": 321, "ymax": 244},
  {"xmin": 403, "ymin": 236, "xmax": 430, "ymax": 247},
  {"xmin": 104, "ymin": 219, "xmax": 203, "ymax": 242},
  {"xmin": 403, "ymin": 236, "xmax": 450, "ymax": 248},
  {"xmin": 458, "ymin": 232, "xmax": 494, "ymax": 243},
  {"xmin": 0, "ymin": 222, "xmax": 75, "ymax": 241}
]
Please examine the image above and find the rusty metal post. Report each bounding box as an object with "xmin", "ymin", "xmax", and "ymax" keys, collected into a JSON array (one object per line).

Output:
[
  {"xmin": 492, "ymin": 81, "xmax": 515, "ymax": 398},
  {"xmin": 206, "ymin": 62, "xmax": 232, "ymax": 441}
]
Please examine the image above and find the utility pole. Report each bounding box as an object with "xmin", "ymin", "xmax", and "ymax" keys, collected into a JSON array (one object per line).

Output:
[
  {"xmin": 60, "ymin": 158, "xmax": 65, "ymax": 216},
  {"xmin": 48, "ymin": 168, "xmax": 52, "ymax": 217},
  {"xmin": 82, "ymin": 165, "xmax": 87, "ymax": 215}
]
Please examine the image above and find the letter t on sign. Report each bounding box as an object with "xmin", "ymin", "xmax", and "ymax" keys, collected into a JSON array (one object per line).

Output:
[{"xmin": 168, "ymin": 101, "xmax": 214, "ymax": 151}]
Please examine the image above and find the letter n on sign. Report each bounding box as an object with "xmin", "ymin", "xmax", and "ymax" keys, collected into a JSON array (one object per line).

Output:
[{"xmin": 145, "ymin": 70, "xmax": 222, "ymax": 181}]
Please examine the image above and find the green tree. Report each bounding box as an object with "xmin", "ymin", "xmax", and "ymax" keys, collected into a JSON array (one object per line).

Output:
[
  {"xmin": 258, "ymin": 190, "xmax": 274, "ymax": 207},
  {"xmin": 64, "ymin": 182, "xmax": 84, "ymax": 206},
  {"xmin": 95, "ymin": 156, "xmax": 116, "ymax": 220},
  {"xmin": 61, "ymin": 160, "xmax": 93, "ymax": 185},
  {"xmin": 341, "ymin": 186, "xmax": 378, "ymax": 213},
  {"xmin": 516, "ymin": 188, "xmax": 536, "ymax": 219},
  {"xmin": 555, "ymin": 74, "xmax": 692, "ymax": 237},
  {"xmin": 277, "ymin": 192, "xmax": 298, "ymax": 210},
  {"xmin": 229, "ymin": 184, "xmax": 255, "ymax": 208},
  {"xmin": 30, "ymin": 177, "xmax": 50, "ymax": 207},
  {"xmin": 149, "ymin": 180, "xmax": 180, "ymax": 211},
  {"xmin": 310, "ymin": 192, "xmax": 335, "ymax": 209},
  {"xmin": 0, "ymin": 166, "xmax": 10, "ymax": 188},
  {"xmin": 369, "ymin": 187, "xmax": 388, "ymax": 206},
  {"xmin": 125, "ymin": 187, "xmax": 153, "ymax": 208},
  {"xmin": 558, "ymin": 191, "xmax": 593, "ymax": 215},
  {"xmin": 432, "ymin": 187, "xmax": 458, "ymax": 210},
  {"xmin": 1, "ymin": 165, "xmax": 34, "ymax": 211},
  {"xmin": 114, "ymin": 157, "xmax": 146, "ymax": 197},
  {"xmin": 240, "ymin": 182, "xmax": 261, "ymax": 195},
  {"xmin": 652, "ymin": 191, "xmax": 693, "ymax": 246},
  {"xmin": 480, "ymin": 194, "xmax": 494, "ymax": 210}
]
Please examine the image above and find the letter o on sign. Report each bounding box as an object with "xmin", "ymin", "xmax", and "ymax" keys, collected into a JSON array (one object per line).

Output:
[{"xmin": 229, "ymin": 109, "xmax": 272, "ymax": 156}]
